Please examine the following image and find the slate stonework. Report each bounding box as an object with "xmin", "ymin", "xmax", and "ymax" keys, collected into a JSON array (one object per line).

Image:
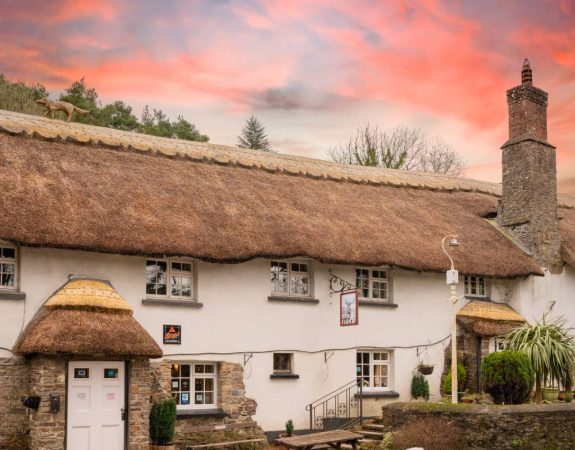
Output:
[
  {"xmin": 381, "ymin": 402, "xmax": 575, "ymax": 450},
  {"xmin": 129, "ymin": 358, "xmax": 152, "ymax": 450},
  {"xmin": 0, "ymin": 357, "xmax": 29, "ymax": 449}
]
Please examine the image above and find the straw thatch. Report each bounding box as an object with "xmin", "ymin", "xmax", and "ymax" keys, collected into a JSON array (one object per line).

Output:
[
  {"xmin": 14, "ymin": 278, "xmax": 162, "ymax": 357},
  {"xmin": 457, "ymin": 300, "xmax": 526, "ymax": 337},
  {"xmin": 0, "ymin": 109, "xmax": 568, "ymax": 277}
]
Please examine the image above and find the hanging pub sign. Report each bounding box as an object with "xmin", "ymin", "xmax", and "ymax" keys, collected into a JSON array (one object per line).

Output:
[
  {"xmin": 163, "ymin": 324, "xmax": 182, "ymax": 344},
  {"xmin": 340, "ymin": 291, "xmax": 358, "ymax": 326}
]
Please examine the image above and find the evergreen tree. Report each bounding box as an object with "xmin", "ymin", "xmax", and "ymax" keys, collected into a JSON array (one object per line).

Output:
[{"xmin": 237, "ymin": 116, "xmax": 274, "ymax": 152}]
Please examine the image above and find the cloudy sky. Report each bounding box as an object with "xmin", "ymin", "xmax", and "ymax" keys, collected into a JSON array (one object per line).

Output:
[{"xmin": 1, "ymin": 0, "xmax": 574, "ymax": 191}]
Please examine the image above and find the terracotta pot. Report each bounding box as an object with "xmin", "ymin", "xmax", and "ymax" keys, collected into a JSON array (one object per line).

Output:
[{"xmin": 150, "ymin": 444, "xmax": 176, "ymax": 450}]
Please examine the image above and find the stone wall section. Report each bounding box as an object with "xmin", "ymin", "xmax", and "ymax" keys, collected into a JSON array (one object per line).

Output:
[
  {"xmin": 128, "ymin": 359, "xmax": 152, "ymax": 450},
  {"xmin": 151, "ymin": 360, "xmax": 265, "ymax": 447},
  {"xmin": 28, "ymin": 356, "xmax": 66, "ymax": 450},
  {"xmin": 0, "ymin": 357, "xmax": 29, "ymax": 449},
  {"xmin": 382, "ymin": 402, "xmax": 575, "ymax": 450}
]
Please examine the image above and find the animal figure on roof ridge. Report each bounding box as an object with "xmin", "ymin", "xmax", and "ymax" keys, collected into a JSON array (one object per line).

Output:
[{"xmin": 36, "ymin": 98, "xmax": 89, "ymax": 121}]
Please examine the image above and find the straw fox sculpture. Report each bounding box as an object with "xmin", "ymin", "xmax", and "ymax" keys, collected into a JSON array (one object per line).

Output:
[{"xmin": 36, "ymin": 98, "xmax": 89, "ymax": 121}]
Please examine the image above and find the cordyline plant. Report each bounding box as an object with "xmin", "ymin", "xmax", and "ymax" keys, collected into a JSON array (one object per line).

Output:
[{"xmin": 504, "ymin": 314, "xmax": 575, "ymax": 403}]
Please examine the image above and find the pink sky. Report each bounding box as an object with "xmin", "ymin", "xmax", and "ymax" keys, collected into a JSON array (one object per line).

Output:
[{"xmin": 1, "ymin": 0, "xmax": 574, "ymax": 192}]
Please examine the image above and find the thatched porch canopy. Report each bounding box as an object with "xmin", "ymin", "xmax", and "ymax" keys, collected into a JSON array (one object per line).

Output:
[
  {"xmin": 1, "ymin": 109, "xmax": 574, "ymax": 277},
  {"xmin": 14, "ymin": 278, "xmax": 162, "ymax": 357},
  {"xmin": 457, "ymin": 300, "xmax": 526, "ymax": 337}
]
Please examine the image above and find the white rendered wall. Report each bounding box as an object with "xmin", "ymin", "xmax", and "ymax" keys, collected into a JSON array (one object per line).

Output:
[{"xmin": 0, "ymin": 246, "xmax": 544, "ymax": 430}]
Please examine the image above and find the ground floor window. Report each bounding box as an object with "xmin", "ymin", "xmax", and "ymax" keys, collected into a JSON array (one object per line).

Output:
[
  {"xmin": 356, "ymin": 350, "xmax": 392, "ymax": 389},
  {"xmin": 171, "ymin": 362, "xmax": 217, "ymax": 409}
]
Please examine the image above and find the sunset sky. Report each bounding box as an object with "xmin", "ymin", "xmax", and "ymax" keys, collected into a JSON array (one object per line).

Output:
[{"xmin": 1, "ymin": 0, "xmax": 574, "ymax": 191}]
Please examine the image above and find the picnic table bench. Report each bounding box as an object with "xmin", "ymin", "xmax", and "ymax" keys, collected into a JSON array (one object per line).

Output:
[{"xmin": 276, "ymin": 430, "xmax": 363, "ymax": 450}]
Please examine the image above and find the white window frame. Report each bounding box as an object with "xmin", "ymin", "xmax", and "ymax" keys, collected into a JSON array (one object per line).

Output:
[
  {"xmin": 146, "ymin": 257, "xmax": 196, "ymax": 300},
  {"xmin": 273, "ymin": 353, "xmax": 294, "ymax": 374},
  {"xmin": 355, "ymin": 268, "xmax": 390, "ymax": 302},
  {"xmin": 170, "ymin": 362, "xmax": 217, "ymax": 410},
  {"xmin": 0, "ymin": 242, "xmax": 18, "ymax": 291},
  {"xmin": 356, "ymin": 350, "xmax": 393, "ymax": 391},
  {"xmin": 464, "ymin": 275, "xmax": 488, "ymax": 298},
  {"xmin": 270, "ymin": 259, "xmax": 313, "ymax": 298}
]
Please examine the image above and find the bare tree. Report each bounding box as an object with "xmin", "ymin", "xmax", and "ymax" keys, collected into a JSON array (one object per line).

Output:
[{"xmin": 328, "ymin": 125, "xmax": 465, "ymax": 176}]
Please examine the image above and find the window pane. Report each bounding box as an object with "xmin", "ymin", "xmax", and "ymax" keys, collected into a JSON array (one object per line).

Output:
[
  {"xmin": 356, "ymin": 269, "xmax": 370, "ymax": 298},
  {"xmin": 1, "ymin": 247, "xmax": 15, "ymax": 259},
  {"xmin": 290, "ymin": 274, "xmax": 309, "ymax": 295},
  {"xmin": 204, "ymin": 378, "xmax": 214, "ymax": 390},
  {"xmin": 195, "ymin": 379, "xmax": 204, "ymax": 391},
  {"xmin": 204, "ymin": 365, "xmax": 215, "ymax": 374},
  {"xmin": 205, "ymin": 392, "xmax": 214, "ymax": 404},
  {"xmin": 271, "ymin": 261, "xmax": 288, "ymax": 294},
  {"xmin": 146, "ymin": 260, "xmax": 167, "ymax": 296},
  {"xmin": 171, "ymin": 364, "xmax": 181, "ymax": 377},
  {"xmin": 195, "ymin": 365, "xmax": 205, "ymax": 374},
  {"xmin": 274, "ymin": 353, "xmax": 292, "ymax": 372},
  {"xmin": 172, "ymin": 275, "xmax": 193, "ymax": 297},
  {"xmin": 181, "ymin": 365, "xmax": 190, "ymax": 377},
  {"xmin": 0, "ymin": 263, "xmax": 15, "ymax": 287}
]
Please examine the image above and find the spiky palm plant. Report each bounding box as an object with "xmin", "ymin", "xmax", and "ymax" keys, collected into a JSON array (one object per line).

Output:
[{"xmin": 504, "ymin": 314, "xmax": 575, "ymax": 403}]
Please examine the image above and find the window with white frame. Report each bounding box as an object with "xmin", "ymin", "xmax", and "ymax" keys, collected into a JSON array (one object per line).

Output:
[
  {"xmin": 171, "ymin": 363, "xmax": 217, "ymax": 409},
  {"xmin": 356, "ymin": 268, "xmax": 389, "ymax": 301},
  {"xmin": 273, "ymin": 353, "xmax": 294, "ymax": 374},
  {"xmin": 0, "ymin": 243, "xmax": 17, "ymax": 290},
  {"xmin": 356, "ymin": 350, "xmax": 392, "ymax": 390},
  {"xmin": 270, "ymin": 260, "xmax": 311, "ymax": 297},
  {"xmin": 146, "ymin": 258, "xmax": 194, "ymax": 299},
  {"xmin": 464, "ymin": 275, "xmax": 487, "ymax": 298}
]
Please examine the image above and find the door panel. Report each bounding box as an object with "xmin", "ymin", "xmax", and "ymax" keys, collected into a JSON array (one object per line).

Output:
[{"xmin": 67, "ymin": 361, "xmax": 125, "ymax": 450}]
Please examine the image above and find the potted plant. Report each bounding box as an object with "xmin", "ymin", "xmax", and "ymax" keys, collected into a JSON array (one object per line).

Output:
[
  {"xmin": 150, "ymin": 398, "xmax": 177, "ymax": 450},
  {"xmin": 418, "ymin": 363, "xmax": 434, "ymax": 375},
  {"xmin": 285, "ymin": 419, "xmax": 294, "ymax": 437},
  {"xmin": 504, "ymin": 314, "xmax": 575, "ymax": 403}
]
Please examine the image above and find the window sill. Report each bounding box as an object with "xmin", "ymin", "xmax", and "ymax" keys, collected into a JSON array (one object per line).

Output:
[
  {"xmin": 358, "ymin": 300, "xmax": 398, "ymax": 308},
  {"xmin": 142, "ymin": 298, "xmax": 203, "ymax": 308},
  {"xmin": 176, "ymin": 408, "xmax": 227, "ymax": 419},
  {"xmin": 356, "ymin": 390, "xmax": 399, "ymax": 399},
  {"xmin": 0, "ymin": 291, "xmax": 26, "ymax": 301},
  {"xmin": 268, "ymin": 296, "xmax": 319, "ymax": 304},
  {"xmin": 270, "ymin": 373, "xmax": 300, "ymax": 379},
  {"xmin": 464, "ymin": 296, "xmax": 491, "ymax": 301}
]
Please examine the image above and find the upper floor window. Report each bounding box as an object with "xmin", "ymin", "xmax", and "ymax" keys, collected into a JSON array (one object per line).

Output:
[
  {"xmin": 146, "ymin": 258, "xmax": 195, "ymax": 299},
  {"xmin": 273, "ymin": 353, "xmax": 294, "ymax": 374},
  {"xmin": 356, "ymin": 268, "xmax": 388, "ymax": 301},
  {"xmin": 464, "ymin": 275, "xmax": 487, "ymax": 298},
  {"xmin": 271, "ymin": 260, "xmax": 311, "ymax": 297},
  {"xmin": 0, "ymin": 243, "xmax": 17, "ymax": 290},
  {"xmin": 356, "ymin": 350, "xmax": 392, "ymax": 390},
  {"xmin": 171, "ymin": 362, "xmax": 217, "ymax": 409}
]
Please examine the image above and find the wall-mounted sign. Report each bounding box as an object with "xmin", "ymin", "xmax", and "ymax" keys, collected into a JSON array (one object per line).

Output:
[
  {"xmin": 340, "ymin": 291, "xmax": 358, "ymax": 326},
  {"xmin": 74, "ymin": 368, "xmax": 89, "ymax": 379},
  {"xmin": 163, "ymin": 324, "xmax": 181, "ymax": 344}
]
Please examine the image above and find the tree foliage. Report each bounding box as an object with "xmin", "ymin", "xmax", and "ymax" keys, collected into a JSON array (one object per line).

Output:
[
  {"xmin": 328, "ymin": 125, "xmax": 465, "ymax": 176},
  {"xmin": 504, "ymin": 314, "xmax": 575, "ymax": 403},
  {"xmin": 149, "ymin": 398, "xmax": 176, "ymax": 445},
  {"xmin": 0, "ymin": 74, "xmax": 209, "ymax": 142},
  {"xmin": 480, "ymin": 350, "xmax": 534, "ymax": 404},
  {"xmin": 237, "ymin": 115, "xmax": 274, "ymax": 151},
  {"xmin": 441, "ymin": 362, "xmax": 467, "ymax": 395},
  {"xmin": 411, "ymin": 372, "xmax": 430, "ymax": 400}
]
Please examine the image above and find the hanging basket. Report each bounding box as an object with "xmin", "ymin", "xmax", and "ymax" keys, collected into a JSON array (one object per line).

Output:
[{"xmin": 418, "ymin": 364, "xmax": 434, "ymax": 375}]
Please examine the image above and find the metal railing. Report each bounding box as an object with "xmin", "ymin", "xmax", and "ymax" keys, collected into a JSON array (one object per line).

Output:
[{"xmin": 305, "ymin": 377, "xmax": 363, "ymax": 430}]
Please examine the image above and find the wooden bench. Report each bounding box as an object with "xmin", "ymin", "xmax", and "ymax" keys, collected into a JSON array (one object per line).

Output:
[
  {"xmin": 185, "ymin": 438, "xmax": 267, "ymax": 450},
  {"xmin": 276, "ymin": 430, "xmax": 364, "ymax": 450}
]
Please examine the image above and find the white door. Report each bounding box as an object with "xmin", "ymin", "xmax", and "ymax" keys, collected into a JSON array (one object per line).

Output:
[{"xmin": 67, "ymin": 361, "xmax": 125, "ymax": 450}]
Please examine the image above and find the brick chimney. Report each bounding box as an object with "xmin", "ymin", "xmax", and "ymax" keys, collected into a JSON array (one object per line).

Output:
[{"xmin": 501, "ymin": 59, "xmax": 562, "ymax": 272}]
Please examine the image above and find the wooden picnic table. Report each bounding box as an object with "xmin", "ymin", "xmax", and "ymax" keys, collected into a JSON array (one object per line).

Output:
[{"xmin": 276, "ymin": 430, "xmax": 363, "ymax": 450}]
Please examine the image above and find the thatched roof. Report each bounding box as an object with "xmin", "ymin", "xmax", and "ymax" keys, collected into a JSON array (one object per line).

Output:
[
  {"xmin": 0, "ymin": 109, "xmax": 569, "ymax": 277},
  {"xmin": 457, "ymin": 300, "xmax": 526, "ymax": 337},
  {"xmin": 14, "ymin": 278, "xmax": 162, "ymax": 357}
]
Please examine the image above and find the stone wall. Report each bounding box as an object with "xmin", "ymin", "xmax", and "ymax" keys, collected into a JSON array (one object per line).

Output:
[
  {"xmin": 129, "ymin": 359, "xmax": 152, "ymax": 450},
  {"xmin": 381, "ymin": 402, "xmax": 575, "ymax": 450},
  {"xmin": 0, "ymin": 357, "xmax": 29, "ymax": 450},
  {"xmin": 151, "ymin": 360, "xmax": 265, "ymax": 447},
  {"xmin": 28, "ymin": 356, "xmax": 66, "ymax": 450}
]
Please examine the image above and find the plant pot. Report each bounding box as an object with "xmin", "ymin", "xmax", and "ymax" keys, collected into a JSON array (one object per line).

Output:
[
  {"xmin": 418, "ymin": 365, "xmax": 434, "ymax": 375},
  {"xmin": 542, "ymin": 387, "xmax": 559, "ymax": 402}
]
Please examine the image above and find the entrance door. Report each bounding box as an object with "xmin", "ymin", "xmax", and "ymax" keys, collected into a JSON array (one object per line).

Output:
[{"xmin": 67, "ymin": 361, "xmax": 125, "ymax": 450}]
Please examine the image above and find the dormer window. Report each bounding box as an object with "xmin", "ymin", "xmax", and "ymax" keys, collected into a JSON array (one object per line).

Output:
[
  {"xmin": 0, "ymin": 243, "xmax": 17, "ymax": 290},
  {"xmin": 464, "ymin": 275, "xmax": 487, "ymax": 298}
]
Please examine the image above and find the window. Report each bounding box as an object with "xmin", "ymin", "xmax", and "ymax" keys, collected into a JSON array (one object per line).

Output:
[
  {"xmin": 146, "ymin": 258, "xmax": 194, "ymax": 299},
  {"xmin": 356, "ymin": 350, "xmax": 392, "ymax": 390},
  {"xmin": 356, "ymin": 268, "xmax": 388, "ymax": 301},
  {"xmin": 464, "ymin": 275, "xmax": 487, "ymax": 298},
  {"xmin": 273, "ymin": 353, "xmax": 293, "ymax": 374},
  {"xmin": 171, "ymin": 363, "xmax": 216, "ymax": 409},
  {"xmin": 0, "ymin": 243, "xmax": 17, "ymax": 290},
  {"xmin": 271, "ymin": 260, "xmax": 311, "ymax": 297}
]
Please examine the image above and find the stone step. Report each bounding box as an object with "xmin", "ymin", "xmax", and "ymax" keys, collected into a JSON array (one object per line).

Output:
[
  {"xmin": 340, "ymin": 439, "xmax": 378, "ymax": 450},
  {"xmin": 358, "ymin": 430, "xmax": 384, "ymax": 439},
  {"xmin": 361, "ymin": 423, "xmax": 385, "ymax": 431}
]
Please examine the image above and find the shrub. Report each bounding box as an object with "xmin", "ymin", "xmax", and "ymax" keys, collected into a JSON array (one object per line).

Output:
[
  {"xmin": 149, "ymin": 398, "xmax": 177, "ymax": 445},
  {"xmin": 392, "ymin": 417, "xmax": 465, "ymax": 450},
  {"xmin": 481, "ymin": 350, "xmax": 534, "ymax": 404},
  {"xmin": 442, "ymin": 362, "xmax": 467, "ymax": 394},
  {"xmin": 411, "ymin": 373, "xmax": 430, "ymax": 400},
  {"xmin": 285, "ymin": 419, "xmax": 294, "ymax": 437}
]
